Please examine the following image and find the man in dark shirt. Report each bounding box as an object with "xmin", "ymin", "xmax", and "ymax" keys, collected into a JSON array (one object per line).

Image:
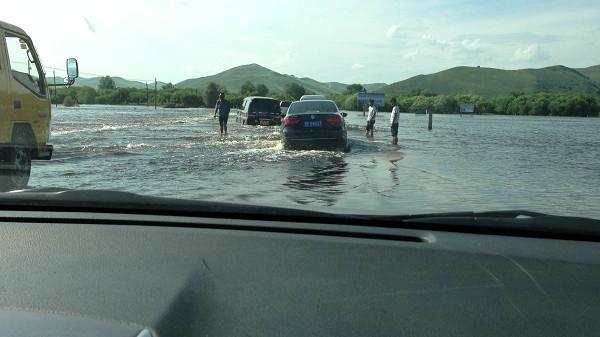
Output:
[{"xmin": 214, "ymin": 92, "xmax": 231, "ymax": 135}]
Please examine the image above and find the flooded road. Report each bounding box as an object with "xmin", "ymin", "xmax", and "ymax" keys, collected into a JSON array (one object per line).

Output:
[{"xmin": 29, "ymin": 105, "xmax": 600, "ymax": 219}]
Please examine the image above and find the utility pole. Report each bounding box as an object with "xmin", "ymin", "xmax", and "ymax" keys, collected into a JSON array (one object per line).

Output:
[
  {"xmin": 154, "ymin": 78, "xmax": 157, "ymax": 110},
  {"xmin": 145, "ymin": 81, "xmax": 149, "ymax": 107}
]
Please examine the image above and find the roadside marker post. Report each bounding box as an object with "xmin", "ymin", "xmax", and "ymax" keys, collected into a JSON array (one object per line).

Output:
[{"xmin": 428, "ymin": 109, "xmax": 433, "ymax": 130}]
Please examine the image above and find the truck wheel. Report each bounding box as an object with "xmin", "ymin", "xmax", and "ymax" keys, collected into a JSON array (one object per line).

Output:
[
  {"xmin": 0, "ymin": 136, "xmax": 32, "ymax": 191},
  {"xmin": 12, "ymin": 145, "xmax": 31, "ymax": 187}
]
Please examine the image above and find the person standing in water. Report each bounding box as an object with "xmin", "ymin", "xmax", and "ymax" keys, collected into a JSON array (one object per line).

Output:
[
  {"xmin": 214, "ymin": 92, "xmax": 231, "ymax": 135},
  {"xmin": 390, "ymin": 97, "xmax": 399, "ymax": 145},
  {"xmin": 365, "ymin": 99, "xmax": 377, "ymax": 137}
]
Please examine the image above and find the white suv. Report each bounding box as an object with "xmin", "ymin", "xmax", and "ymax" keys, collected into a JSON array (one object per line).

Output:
[{"xmin": 299, "ymin": 95, "xmax": 326, "ymax": 101}]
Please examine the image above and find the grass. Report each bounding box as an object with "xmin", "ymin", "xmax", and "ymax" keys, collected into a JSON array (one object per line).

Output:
[
  {"xmin": 577, "ymin": 65, "xmax": 600, "ymax": 85},
  {"xmin": 379, "ymin": 65, "xmax": 600, "ymax": 97}
]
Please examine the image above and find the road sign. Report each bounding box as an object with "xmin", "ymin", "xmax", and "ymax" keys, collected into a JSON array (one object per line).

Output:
[
  {"xmin": 460, "ymin": 103, "xmax": 475, "ymax": 113},
  {"xmin": 358, "ymin": 92, "xmax": 385, "ymax": 108}
]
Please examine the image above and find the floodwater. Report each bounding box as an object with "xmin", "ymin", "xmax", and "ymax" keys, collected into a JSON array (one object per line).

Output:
[{"xmin": 28, "ymin": 105, "xmax": 600, "ymax": 219}]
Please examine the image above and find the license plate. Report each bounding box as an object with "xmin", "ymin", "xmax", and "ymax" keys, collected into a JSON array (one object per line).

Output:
[
  {"xmin": 259, "ymin": 120, "xmax": 271, "ymax": 126},
  {"xmin": 304, "ymin": 120, "xmax": 322, "ymax": 128}
]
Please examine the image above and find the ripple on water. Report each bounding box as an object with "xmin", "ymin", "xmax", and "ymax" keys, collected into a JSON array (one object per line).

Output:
[{"xmin": 31, "ymin": 106, "xmax": 600, "ymax": 220}]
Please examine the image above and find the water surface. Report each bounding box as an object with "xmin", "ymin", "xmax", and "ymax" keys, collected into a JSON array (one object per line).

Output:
[{"xmin": 30, "ymin": 105, "xmax": 600, "ymax": 219}]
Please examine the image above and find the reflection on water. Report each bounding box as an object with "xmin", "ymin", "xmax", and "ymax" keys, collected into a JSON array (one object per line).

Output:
[{"xmin": 284, "ymin": 155, "xmax": 349, "ymax": 206}]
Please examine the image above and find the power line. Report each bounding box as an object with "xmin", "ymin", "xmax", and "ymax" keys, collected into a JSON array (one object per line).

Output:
[{"xmin": 41, "ymin": 63, "xmax": 155, "ymax": 83}]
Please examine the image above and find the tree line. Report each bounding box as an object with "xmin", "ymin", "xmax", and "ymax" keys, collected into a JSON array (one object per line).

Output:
[
  {"xmin": 384, "ymin": 92, "xmax": 599, "ymax": 117},
  {"xmin": 53, "ymin": 76, "xmax": 599, "ymax": 117},
  {"xmin": 54, "ymin": 76, "xmax": 311, "ymax": 109}
]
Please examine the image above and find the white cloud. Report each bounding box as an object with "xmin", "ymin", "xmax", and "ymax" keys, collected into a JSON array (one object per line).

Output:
[
  {"xmin": 386, "ymin": 25, "xmax": 400, "ymax": 39},
  {"xmin": 351, "ymin": 63, "xmax": 365, "ymax": 70},
  {"xmin": 273, "ymin": 52, "xmax": 293, "ymax": 66},
  {"xmin": 461, "ymin": 39, "xmax": 481, "ymax": 51},
  {"xmin": 170, "ymin": 0, "xmax": 191, "ymax": 6},
  {"xmin": 512, "ymin": 44, "xmax": 544, "ymax": 61},
  {"xmin": 419, "ymin": 35, "xmax": 482, "ymax": 56},
  {"xmin": 402, "ymin": 49, "xmax": 420, "ymax": 60},
  {"xmin": 183, "ymin": 64, "xmax": 197, "ymax": 72}
]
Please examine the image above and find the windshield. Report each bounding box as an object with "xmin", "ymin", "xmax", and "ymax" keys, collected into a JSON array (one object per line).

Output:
[
  {"xmin": 288, "ymin": 101, "xmax": 339, "ymax": 114},
  {"xmin": 1, "ymin": 0, "xmax": 599, "ymax": 220},
  {"xmin": 249, "ymin": 99, "xmax": 279, "ymax": 113}
]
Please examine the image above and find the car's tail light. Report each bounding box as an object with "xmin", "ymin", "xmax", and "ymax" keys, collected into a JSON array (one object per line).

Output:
[
  {"xmin": 283, "ymin": 116, "xmax": 301, "ymax": 126},
  {"xmin": 326, "ymin": 115, "xmax": 342, "ymax": 126}
]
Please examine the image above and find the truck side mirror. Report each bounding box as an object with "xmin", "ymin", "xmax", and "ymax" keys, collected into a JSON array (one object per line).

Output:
[
  {"xmin": 341, "ymin": 112, "xmax": 348, "ymax": 118},
  {"xmin": 66, "ymin": 58, "xmax": 79, "ymax": 80}
]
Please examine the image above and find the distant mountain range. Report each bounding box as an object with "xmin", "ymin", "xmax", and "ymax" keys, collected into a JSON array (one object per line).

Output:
[
  {"xmin": 379, "ymin": 65, "xmax": 600, "ymax": 97},
  {"xmin": 50, "ymin": 63, "xmax": 600, "ymax": 97},
  {"xmin": 175, "ymin": 63, "xmax": 386, "ymax": 94},
  {"xmin": 45, "ymin": 76, "xmax": 167, "ymax": 89}
]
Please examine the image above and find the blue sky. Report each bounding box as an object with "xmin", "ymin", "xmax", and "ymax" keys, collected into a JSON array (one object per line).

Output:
[{"xmin": 4, "ymin": 0, "xmax": 600, "ymax": 84}]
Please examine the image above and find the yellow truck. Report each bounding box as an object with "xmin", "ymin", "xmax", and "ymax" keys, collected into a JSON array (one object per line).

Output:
[{"xmin": 0, "ymin": 20, "xmax": 78, "ymax": 190}]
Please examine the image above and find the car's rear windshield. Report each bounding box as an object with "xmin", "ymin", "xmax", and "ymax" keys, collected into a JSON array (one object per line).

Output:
[
  {"xmin": 249, "ymin": 99, "xmax": 280, "ymax": 113},
  {"xmin": 301, "ymin": 95, "xmax": 325, "ymax": 100},
  {"xmin": 288, "ymin": 101, "xmax": 339, "ymax": 114}
]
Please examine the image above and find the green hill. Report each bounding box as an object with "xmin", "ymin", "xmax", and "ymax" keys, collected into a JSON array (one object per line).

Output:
[
  {"xmin": 379, "ymin": 65, "xmax": 600, "ymax": 97},
  {"xmin": 175, "ymin": 63, "xmax": 386, "ymax": 95},
  {"xmin": 364, "ymin": 83, "xmax": 388, "ymax": 92},
  {"xmin": 176, "ymin": 63, "xmax": 341, "ymax": 94},
  {"xmin": 577, "ymin": 65, "xmax": 600, "ymax": 85},
  {"xmin": 293, "ymin": 76, "xmax": 347, "ymax": 95}
]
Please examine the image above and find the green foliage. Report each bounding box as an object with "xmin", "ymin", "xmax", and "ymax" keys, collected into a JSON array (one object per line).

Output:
[
  {"xmin": 486, "ymin": 93, "xmax": 598, "ymax": 116},
  {"xmin": 344, "ymin": 84, "xmax": 365, "ymax": 95},
  {"xmin": 159, "ymin": 86, "xmax": 204, "ymax": 108},
  {"xmin": 407, "ymin": 88, "xmax": 436, "ymax": 97},
  {"xmin": 237, "ymin": 81, "xmax": 269, "ymax": 97},
  {"xmin": 396, "ymin": 96, "xmax": 415, "ymax": 112},
  {"xmin": 48, "ymin": 83, "xmax": 600, "ymax": 117},
  {"xmin": 433, "ymin": 95, "xmax": 458, "ymax": 114},
  {"xmin": 52, "ymin": 85, "xmax": 204, "ymax": 108},
  {"xmin": 325, "ymin": 93, "xmax": 362, "ymax": 111},
  {"xmin": 98, "ymin": 76, "xmax": 116, "ymax": 90},
  {"xmin": 283, "ymin": 83, "xmax": 306, "ymax": 100},
  {"xmin": 255, "ymin": 84, "xmax": 269, "ymax": 96},
  {"xmin": 240, "ymin": 81, "xmax": 256, "ymax": 96},
  {"xmin": 491, "ymin": 96, "xmax": 513, "ymax": 115},
  {"xmin": 77, "ymin": 86, "xmax": 96, "ymax": 104},
  {"xmin": 344, "ymin": 94, "xmax": 362, "ymax": 111},
  {"xmin": 204, "ymin": 82, "xmax": 220, "ymax": 108},
  {"xmin": 62, "ymin": 96, "xmax": 77, "ymax": 107},
  {"xmin": 410, "ymin": 96, "xmax": 434, "ymax": 113},
  {"xmin": 161, "ymin": 83, "xmax": 175, "ymax": 90},
  {"xmin": 326, "ymin": 93, "xmax": 344, "ymax": 109},
  {"xmin": 226, "ymin": 93, "xmax": 244, "ymax": 108}
]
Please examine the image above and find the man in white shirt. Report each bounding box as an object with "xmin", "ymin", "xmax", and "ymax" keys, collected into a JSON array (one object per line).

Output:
[
  {"xmin": 390, "ymin": 97, "xmax": 399, "ymax": 145},
  {"xmin": 365, "ymin": 99, "xmax": 377, "ymax": 137}
]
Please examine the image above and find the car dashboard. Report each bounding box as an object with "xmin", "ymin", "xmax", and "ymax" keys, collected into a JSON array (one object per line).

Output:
[{"xmin": 0, "ymin": 196, "xmax": 599, "ymax": 337}]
